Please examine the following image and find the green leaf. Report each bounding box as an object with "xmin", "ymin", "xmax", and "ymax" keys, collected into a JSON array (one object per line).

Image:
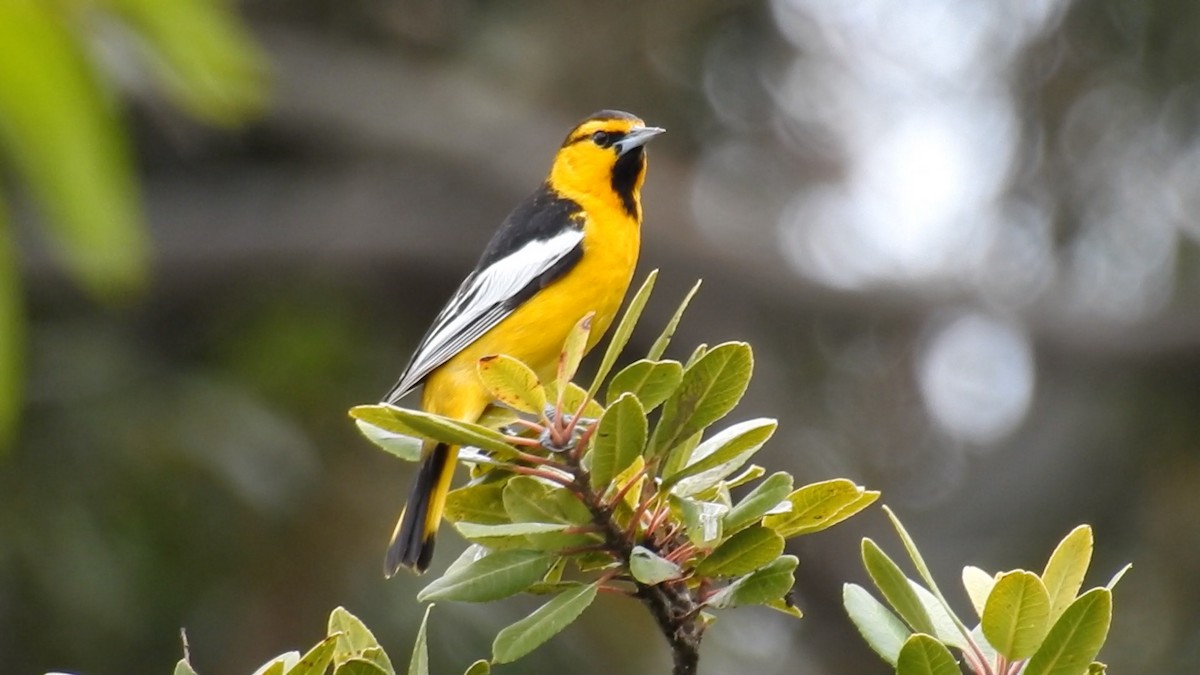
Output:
[
  {"xmin": 355, "ymin": 420, "xmax": 422, "ymax": 462},
  {"xmin": 589, "ymin": 269, "xmax": 657, "ymax": 397},
  {"xmin": 477, "ymin": 354, "xmax": 546, "ymax": 415},
  {"xmin": 333, "ymin": 659, "xmax": 389, "ymax": 675},
  {"xmin": 0, "ymin": 1, "xmax": 146, "ymax": 299},
  {"xmin": 962, "ymin": 566, "xmax": 996, "ymax": 619},
  {"xmin": 444, "ymin": 482, "xmax": 509, "ymax": 525},
  {"xmin": 895, "ymin": 634, "xmax": 962, "ymax": 675},
  {"xmin": 763, "ymin": 480, "xmax": 879, "ymax": 538},
  {"xmin": 879, "ymin": 506, "xmax": 976, "ymax": 647},
  {"xmin": 476, "ymin": 406, "xmax": 520, "ymax": 430},
  {"xmin": 286, "ymin": 635, "xmax": 340, "ymax": 675},
  {"xmin": 1023, "ymin": 588, "xmax": 1112, "ymax": 675},
  {"xmin": 606, "ymin": 359, "xmax": 683, "ymax": 411},
  {"xmin": 707, "ymin": 555, "xmax": 797, "ymax": 609},
  {"xmin": 721, "ymin": 472, "xmax": 793, "ymax": 534},
  {"xmin": 328, "ymin": 607, "xmax": 392, "ymax": 673},
  {"xmin": 588, "ymin": 393, "xmax": 647, "ymax": 491},
  {"xmin": 766, "ymin": 596, "xmax": 804, "ymax": 620},
  {"xmin": 407, "ymin": 604, "xmax": 433, "ymax": 675},
  {"xmin": 557, "ymin": 312, "xmax": 594, "ymax": 394},
  {"xmin": 456, "ymin": 522, "xmax": 570, "ymax": 537},
  {"xmin": 843, "ymin": 583, "xmax": 910, "ymax": 666},
  {"xmin": 503, "ymin": 476, "xmax": 593, "ymax": 550},
  {"xmin": 630, "ymin": 546, "xmax": 683, "ymax": 584},
  {"xmin": 908, "ymin": 581, "xmax": 967, "ymax": 649},
  {"xmin": 175, "ymin": 656, "xmax": 200, "ymax": 675},
  {"xmin": 463, "ymin": 661, "xmax": 491, "ymax": 675},
  {"xmin": 417, "ymin": 550, "xmax": 554, "ymax": 603},
  {"xmin": 695, "ymin": 525, "xmax": 784, "ymax": 577},
  {"xmin": 861, "ymin": 538, "xmax": 936, "ymax": 636},
  {"xmin": 1087, "ymin": 662, "xmax": 1107, "ymax": 674},
  {"xmin": 492, "ymin": 582, "xmax": 599, "ymax": 663},
  {"xmin": 725, "ymin": 464, "xmax": 767, "ymax": 490},
  {"xmin": 647, "ymin": 279, "xmax": 702, "ymax": 360},
  {"xmin": 349, "ymin": 405, "xmax": 516, "ymax": 457},
  {"xmin": 610, "ymin": 456, "xmax": 647, "ymax": 510},
  {"xmin": 108, "ymin": 0, "xmax": 267, "ymax": 125},
  {"xmin": 1042, "ymin": 525, "xmax": 1093, "ymax": 625},
  {"xmin": 982, "ymin": 570, "xmax": 1051, "ymax": 660},
  {"xmin": 456, "ymin": 521, "xmax": 569, "ymax": 540},
  {"xmin": 665, "ymin": 418, "xmax": 777, "ymax": 495},
  {"xmin": 649, "ymin": 342, "xmax": 754, "ymax": 459},
  {"xmin": 660, "ymin": 429, "xmax": 703, "ymax": 480}
]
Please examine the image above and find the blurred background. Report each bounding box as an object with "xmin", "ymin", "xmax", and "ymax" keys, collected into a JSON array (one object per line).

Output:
[{"xmin": 1, "ymin": 0, "xmax": 1198, "ymax": 673}]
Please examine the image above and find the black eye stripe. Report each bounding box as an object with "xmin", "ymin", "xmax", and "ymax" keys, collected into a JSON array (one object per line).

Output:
[{"xmin": 564, "ymin": 129, "xmax": 627, "ymax": 148}]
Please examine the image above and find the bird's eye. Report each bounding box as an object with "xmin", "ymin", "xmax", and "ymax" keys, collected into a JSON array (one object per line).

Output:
[{"xmin": 591, "ymin": 131, "xmax": 611, "ymax": 147}]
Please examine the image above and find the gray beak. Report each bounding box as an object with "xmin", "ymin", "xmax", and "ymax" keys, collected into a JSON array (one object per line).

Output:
[{"xmin": 616, "ymin": 126, "xmax": 666, "ymax": 155}]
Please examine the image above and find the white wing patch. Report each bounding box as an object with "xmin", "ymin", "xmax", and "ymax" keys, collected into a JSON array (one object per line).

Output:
[{"xmin": 383, "ymin": 227, "xmax": 584, "ymax": 403}]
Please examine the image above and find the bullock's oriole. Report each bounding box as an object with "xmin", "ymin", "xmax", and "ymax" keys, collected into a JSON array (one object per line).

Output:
[{"xmin": 381, "ymin": 110, "xmax": 664, "ymax": 575}]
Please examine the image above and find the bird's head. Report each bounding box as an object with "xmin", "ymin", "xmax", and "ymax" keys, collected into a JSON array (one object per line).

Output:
[{"xmin": 548, "ymin": 110, "xmax": 665, "ymax": 219}]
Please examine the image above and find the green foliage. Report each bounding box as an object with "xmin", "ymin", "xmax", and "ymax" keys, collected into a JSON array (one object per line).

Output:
[
  {"xmin": 350, "ymin": 272, "xmax": 878, "ymax": 670},
  {"xmin": 844, "ymin": 507, "xmax": 1126, "ymax": 675},
  {"xmin": 0, "ymin": 0, "xmax": 265, "ymax": 450}
]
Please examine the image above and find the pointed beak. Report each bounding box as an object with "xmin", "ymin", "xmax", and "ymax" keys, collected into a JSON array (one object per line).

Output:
[{"xmin": 616, "ymin": 125, "xmax": 666, "ymax": 155}]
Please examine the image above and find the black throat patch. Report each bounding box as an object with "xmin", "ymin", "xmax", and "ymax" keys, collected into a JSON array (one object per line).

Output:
[{"xmin": 611, "ymin": 147, "xmax": 645, "ymax": 219}]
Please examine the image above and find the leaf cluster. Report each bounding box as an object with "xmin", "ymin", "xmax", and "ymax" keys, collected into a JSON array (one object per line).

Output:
[
  {"xmin": 352, "ymin": 272, "xmax": 878, "ymax": 670},
  {"xmin": 172, "ymin": 606, "xmax": 461, "ymax": 675},
  {"xmin": 844, "ymin": 507, "xmax": 1130, "ymax": 675}
]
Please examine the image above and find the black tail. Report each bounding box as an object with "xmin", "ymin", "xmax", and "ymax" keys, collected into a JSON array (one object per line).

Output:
[{"xmin": 385, "ymin": 443, "xmax": 453, "ymax": 576}]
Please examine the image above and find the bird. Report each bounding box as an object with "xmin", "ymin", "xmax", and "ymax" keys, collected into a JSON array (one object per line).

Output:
[{"xmin": 380, "ymin": 110, "xmax": 664, "ymax": 576}]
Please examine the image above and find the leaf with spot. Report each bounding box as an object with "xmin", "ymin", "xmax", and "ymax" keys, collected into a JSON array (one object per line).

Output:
[
  {"xmin": 328, "ymin": 606, "xmax": 391, "ymax": 672},
  {"xmin": 477, "ymin": 354, "xmax": 546, "ymax": 415},
  {"xmin": 285, "ymin": 635, "xmax": 339, "ymax": 675},
  {"xmin": 556, "ymin": 312, "xmax": 593, "ymax": 395},
  {"xmin": 764, "ymin": 479, "xmax": 879, "ymax": 538}
]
